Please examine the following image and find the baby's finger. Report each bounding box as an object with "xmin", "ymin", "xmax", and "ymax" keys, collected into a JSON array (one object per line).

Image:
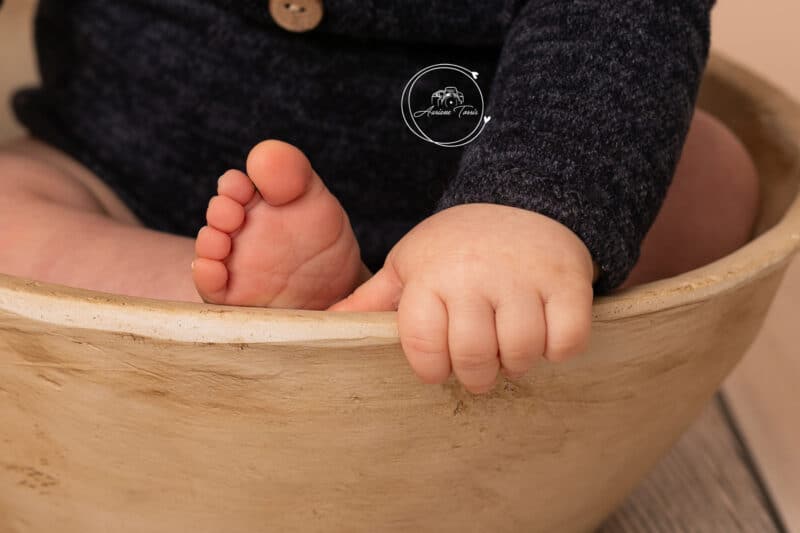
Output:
[
  {"xmin": 542, "ymin": 284, "xmax": 593, "ymax": 362},
  {"xmin": 397, "ymin": 283, "xmax": 451, "ymax": 384},
  {"xmin": 495, "ymin": 293, "xmax": 546, "ymax": 378},
  {"xmin": 447, "ymin": 294, "xmax": 499, "ymax": 394}
]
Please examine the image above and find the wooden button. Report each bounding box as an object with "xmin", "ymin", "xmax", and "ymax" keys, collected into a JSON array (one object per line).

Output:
[{"xmin": 269, "ymin": 0, "xmax": 324, "ymax": 33}]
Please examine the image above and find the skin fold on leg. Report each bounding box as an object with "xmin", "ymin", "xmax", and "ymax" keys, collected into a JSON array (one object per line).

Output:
[{"xmin": 0, "ymin": 136, "xmax": 201, "ymax": 302}]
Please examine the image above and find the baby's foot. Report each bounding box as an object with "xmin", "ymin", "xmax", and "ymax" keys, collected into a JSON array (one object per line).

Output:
[{"xmin": 192, "ymin": 140, "xmax": 364, "ymax": 309}]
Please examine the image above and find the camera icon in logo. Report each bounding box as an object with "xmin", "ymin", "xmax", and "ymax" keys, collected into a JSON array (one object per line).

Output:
[{"xmin": 431, "ymin": 86, "xmax": 465, "ymax": 110}]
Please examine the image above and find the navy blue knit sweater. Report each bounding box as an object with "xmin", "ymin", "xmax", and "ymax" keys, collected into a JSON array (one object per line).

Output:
[{"xmin": 6, "ymin": 0, "xmax": 714, "ymax": 292}]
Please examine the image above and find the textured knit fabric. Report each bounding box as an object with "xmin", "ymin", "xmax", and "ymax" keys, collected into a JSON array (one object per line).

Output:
[{"xmin": 9, "ymin": 0, "xmax": 713, "ymax": 292}]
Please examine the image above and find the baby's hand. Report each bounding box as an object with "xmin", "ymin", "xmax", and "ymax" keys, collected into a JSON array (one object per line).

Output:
[{"xmin": 328, "ymin": 204, "xmax": 596, "ymax": 393}]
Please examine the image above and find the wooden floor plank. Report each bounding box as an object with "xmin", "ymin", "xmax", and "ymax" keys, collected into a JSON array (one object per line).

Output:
[
  {"xmin": 601, "ymin": 398, "xmax": 780, "ymax": 532},
  {"xmin": 724, "ymin": 257, "xmax": 800, "ymax": 532}
]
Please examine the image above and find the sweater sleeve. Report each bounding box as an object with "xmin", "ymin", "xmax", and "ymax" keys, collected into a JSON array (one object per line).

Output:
[{"xmin": 433, "ymin": 0, "xmax": 714, "ymax": 293}]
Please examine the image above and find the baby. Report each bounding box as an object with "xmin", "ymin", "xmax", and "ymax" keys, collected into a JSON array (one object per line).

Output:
[{"xmin": 0, "ymin": 0, "xmax": 758, "ymax": 393}]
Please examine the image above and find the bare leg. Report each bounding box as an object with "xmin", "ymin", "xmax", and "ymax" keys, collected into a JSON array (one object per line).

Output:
[
  {"xmin": 0, "ymin": 137, "xmax": 367, "ymax": 307},
  {"xmin": 0, "ymin": 137, "xmax": 202, "ymax": 302},
  {"xmin": 621, "ymin": 109, "xmax": 760, "ymax": 288}
]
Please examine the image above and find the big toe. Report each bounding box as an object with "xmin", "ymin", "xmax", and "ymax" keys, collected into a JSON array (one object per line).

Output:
[{"xmin": 246, "ymin": 139, "xmax": 323, "ymax": 206}]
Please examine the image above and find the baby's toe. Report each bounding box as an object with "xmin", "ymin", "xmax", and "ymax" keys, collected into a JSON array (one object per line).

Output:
[
  {"xmin": 206, "ymin": 195, "xmax": 246, "ymax": 234},
  {"xmin": 217, "ymin": 169, "xmax": 256, "ymax": 206},
  {"xmin": 195, "ymin": 225, "xmax": 232, "ymax": 261},
  {"xmin": 246, "ymin": 139, "xmax": 316, "ymax": 206},
  {"xmin": 192, "ymin": 257, "xmax": 229, "ymax": 304}
]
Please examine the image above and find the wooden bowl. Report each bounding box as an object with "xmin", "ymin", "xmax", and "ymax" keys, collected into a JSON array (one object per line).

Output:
[{"xmin": 1, "ymin": 54, "xmax": 799, "ymax": 533}]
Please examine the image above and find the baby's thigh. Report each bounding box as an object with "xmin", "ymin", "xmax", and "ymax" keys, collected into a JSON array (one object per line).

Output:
[
  {"xmin": 622, "ymin": 108, "xmax": 760, "ymax": 288},
  {"xmin": 0, "ymin": 136, "xmax": 140, "ymax": 225}
]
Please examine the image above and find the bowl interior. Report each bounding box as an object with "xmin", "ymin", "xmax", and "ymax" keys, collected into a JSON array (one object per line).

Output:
[{"xmin": 698, "ymin": 57, "xmax": 800, "ymax": 238}]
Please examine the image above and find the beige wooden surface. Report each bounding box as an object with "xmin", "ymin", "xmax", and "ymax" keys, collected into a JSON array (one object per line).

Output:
[
  {"xmin": 601, "ymin": 399, "xmax": 780, "ymax": 533},
  {"xmin": 0, "ymin": 1, "xmax": 799, "ymax": 532}
]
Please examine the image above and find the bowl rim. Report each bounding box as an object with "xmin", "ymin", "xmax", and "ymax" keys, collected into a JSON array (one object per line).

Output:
[{"xmin": 0, "ymin": 53, "xmax": 799, "ymax": 344}]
